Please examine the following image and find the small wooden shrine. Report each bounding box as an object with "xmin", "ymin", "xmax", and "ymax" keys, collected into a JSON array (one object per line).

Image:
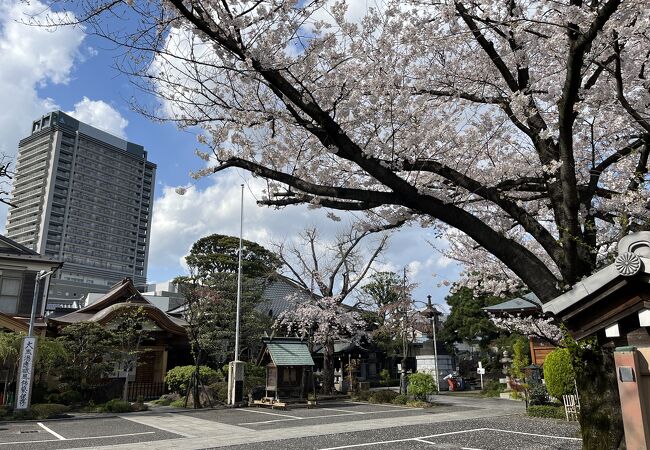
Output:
[{"xmin": 256, "ymin": 337, "xmax": 315, "ymax": 407}]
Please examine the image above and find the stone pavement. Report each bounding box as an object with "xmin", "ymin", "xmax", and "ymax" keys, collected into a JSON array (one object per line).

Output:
[{"xmin": 71, "ymin": 397, "xmax": 524, "ymax": 450}]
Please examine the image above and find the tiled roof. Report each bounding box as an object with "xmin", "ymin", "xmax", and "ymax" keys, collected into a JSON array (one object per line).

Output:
[
  {"xmin": 256, "ymin": 275, "xmax": 317, "ymax": 318},
  {"xmin": 483, "ymin": 292, "xmax": 541, "ymax": 313},
  {"xmin": 265, "ymin": 339, "xmax": 315, "ymax": 366}
]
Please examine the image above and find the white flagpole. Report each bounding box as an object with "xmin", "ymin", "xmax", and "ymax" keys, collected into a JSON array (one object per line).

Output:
[{"xmin": 234, "ymin": 184, "xmax": 244, "ymax": 361}]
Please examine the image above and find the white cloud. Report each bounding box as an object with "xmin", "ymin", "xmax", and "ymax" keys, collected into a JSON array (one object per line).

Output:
[
  {"xmin": 148, "ymin": 171, "xmax": 461, "ymax": 304},
  {"xmin": 66, "ymin": 97, "xmax": 128, "ymax": 139},
  {"xmin": 0, "ymin": 0, "xmax": 84, "ymax": 157}
]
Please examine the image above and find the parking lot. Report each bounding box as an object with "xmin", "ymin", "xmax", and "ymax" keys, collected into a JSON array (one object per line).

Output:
[
  {"xmin": 0, "ymin": 416, "xmax": 180, "ymax": 449},
  {"xmin": 184, "ymin": 400, "xmax": 463, "ymax": 430},
  {"xmin": 0, "ymin": 399, "xmax": 581, "ymax": 449}
]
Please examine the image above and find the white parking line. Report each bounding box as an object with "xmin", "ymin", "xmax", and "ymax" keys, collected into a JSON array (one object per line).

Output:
[
  {"xmin": 481, "ymin": 428, "xmax": 582, "ymax": 440},
  {"xmin": 344, "ymin": 401, "xmax": 421, "ymax": 410},
  {"xmin": 413, "ymin": 438, "xmax": 438, "ymax": 445},
  {"xmin": 238, "ymin": 408, "xmax": 424, "ymax": 426},
  {"xmin": 320, "ymin": 407, "xmax": 365, "ymax": 415},
  {"xmin": 318, "ymin": 427, "xmax": 582, "ymax": 450},
  {"xmin": 244, "ymin": 408, "xmax": 303, "ymax": 419},
  {"xmin": 37, "ymin": 422, "xmax": 66, "ymax": 440},
  {"xmin": 0, "ymin": 431, "xmax": 156, "ymax": 446}
]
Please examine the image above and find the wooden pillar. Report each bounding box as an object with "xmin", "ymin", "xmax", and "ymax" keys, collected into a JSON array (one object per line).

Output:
[
  {"xmin": 614, "ymin": 346, "xmax": 650, "ymax": 450},
  {"xmin": 160, "ymin": 349, "xmax": 169, "ymax": 383}
]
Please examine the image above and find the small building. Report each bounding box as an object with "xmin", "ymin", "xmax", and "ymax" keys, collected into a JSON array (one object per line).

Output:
[
  {"xmin": 542, "ymin": 231, "xmax": 650, "ymax": 450},
  {"xmin": 413, "ymin": 339, "xmax": 454, "ymax": 390},
  {"xmin": 0, "ymin": 235, "xmax": 62, "ymax": 334},
  {"xmin": 257, "ymin": 337, "xmax": 315, "ymax": 401},
  {"xmin": 48, "ymin": 278, "xmax": 189, "ymax": 399}
]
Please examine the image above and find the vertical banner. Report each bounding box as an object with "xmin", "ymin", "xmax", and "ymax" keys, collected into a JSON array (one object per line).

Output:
[{"xmin": 15, "ymin": 337, "xmax": 37, "ymax": 410}]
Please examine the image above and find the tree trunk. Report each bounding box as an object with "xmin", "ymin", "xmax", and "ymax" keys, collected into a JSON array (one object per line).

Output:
[
  {"xmin": 122, "ymin": 374, "xmax": 129, "ymax": 402},
  {"xmin": 322, "ymin": 339, "xmax": 335, "ymax": 394},
  {"xmin": 193, "ymin": 358, "xmax": 201, "ymax": 409},
  {"xmin": 400, "ymin": 354, "xmax": 408, "ymax": 395},
  {"xmin": 571, "ymin": 343, "xmax": 624, "ymax": 450}
]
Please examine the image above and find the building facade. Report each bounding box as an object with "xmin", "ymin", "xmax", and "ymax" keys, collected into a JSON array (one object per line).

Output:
[{"xmin": 6, "ymin": 111, "xmax": 155, "ymax": 308}]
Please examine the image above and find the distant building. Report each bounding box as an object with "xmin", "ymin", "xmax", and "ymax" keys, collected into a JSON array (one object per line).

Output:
[
  {"xmin": 143, "ymin": 280, "xmax": 186, "ymax": 312},
  {"xmin": 6, "ymin": 111, "xmax": 156, "ymax": 309}
]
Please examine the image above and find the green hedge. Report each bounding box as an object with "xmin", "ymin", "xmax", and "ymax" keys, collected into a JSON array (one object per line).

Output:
[
  {"xmin": 527, "ymin": 404, "xmax": 565, "ymax": 419},
  {"xmin": 369, "ymin": 390, "xmax": 398, "ymax": 404},
  {"xmin": 543, "ymin": 349, "xmax": 575, "ymax": 399},
  {"xmin": 392, "ymin": 394, "xmax": 408, "ymax": 405},
  {"xmin": 103, "ymin": 399, "xmax": 133, "ymax": 413}
]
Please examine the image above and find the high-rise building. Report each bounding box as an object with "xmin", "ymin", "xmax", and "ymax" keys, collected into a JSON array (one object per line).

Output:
[{"xmin": 6, "ymin": 111, "xmax": 156, "ymax": 308}]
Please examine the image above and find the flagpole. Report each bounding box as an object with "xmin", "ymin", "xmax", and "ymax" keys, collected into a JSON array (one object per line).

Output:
[{"xmin": 234, "ymin": 184, "xmax": 244, "ymax": 361}]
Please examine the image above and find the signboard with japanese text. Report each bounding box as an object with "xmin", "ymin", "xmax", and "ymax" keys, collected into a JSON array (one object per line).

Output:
[
  {"xmin": 15, "ymin": 337, "xmax": 37, "ymax": 410},
  {"xmin": 266, "ymin": 366, "xmax": 278, "ymax": 390}
]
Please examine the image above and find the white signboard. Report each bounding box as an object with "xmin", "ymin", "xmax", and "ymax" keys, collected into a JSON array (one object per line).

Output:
[
  {"xmin": 15, "ymin": 337, "xmax": 37, "ymax": 410},
  {"xmin": 477, "ymin": 368, "xmax": 486, "ymax": 375}
]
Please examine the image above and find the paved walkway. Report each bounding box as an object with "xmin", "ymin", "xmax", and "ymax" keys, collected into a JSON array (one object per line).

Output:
[{"xmin": 70, "ymin": 397, "xmax": 524, "ymax": 449}]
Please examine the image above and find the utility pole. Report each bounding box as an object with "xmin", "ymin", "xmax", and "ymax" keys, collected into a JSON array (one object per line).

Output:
[{"xmin": 400, "ymin": 267, "xmax": 408, "ymax": 395}]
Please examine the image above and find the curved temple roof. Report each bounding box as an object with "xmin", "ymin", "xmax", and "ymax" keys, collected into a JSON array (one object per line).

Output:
[{"xmin": 49, "ymin": 278, "xmax": 187, "ymax": 335}]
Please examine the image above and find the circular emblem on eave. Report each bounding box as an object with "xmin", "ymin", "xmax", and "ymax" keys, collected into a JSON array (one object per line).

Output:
[{"xmin": 615, "ymin": 252, "xmax": 642, "ymax": 276}]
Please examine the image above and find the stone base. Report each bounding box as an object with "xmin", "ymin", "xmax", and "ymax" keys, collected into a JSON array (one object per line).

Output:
[{"xmin": 499, "ymin": 392, "xmax": 524, "ymax": 401}]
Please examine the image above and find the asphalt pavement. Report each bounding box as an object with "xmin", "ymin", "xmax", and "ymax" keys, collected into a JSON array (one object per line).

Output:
[{"xmin": 0, "ymin": 396, "xmax": 580, "ymax": 449}]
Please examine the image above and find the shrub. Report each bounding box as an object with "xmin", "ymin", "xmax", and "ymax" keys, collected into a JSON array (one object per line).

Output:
[
  {"xmin": 244, "ymin": 376, "xmax": 265, "ymax": 394},
  {"xmin": 208, "ymin": 381, "xmax": 229, "ymax": 403},
  {"xmin": 407, "ymin": 372, "xmax": 436, "ymax": 400},
  {"xmin": 481, "ymin": 379, "xmax": 503, "ymax": 398},
  {"xmin": 379, "ymin": 369, "xmax": 391, "ymax": 385},
  {"xmin": 31, "ymin": 403, "xmax": 69, "ymax": 419},
  {"xmin": 369, "ymin": 390, "xmax": 398, "ymax": 404},
  {"xmin": 543, "ymin": 348, "xmax": 576, "ymax": 399},
  {"xmin": 392, "ymin": 394, "xmax": 408, "ymax": 405},
  {"xmin": 170, "ymin": 399, "xmax": 186, "ymax": 408},
  {"xmin": 352, "ymin": 390, "xmax": 372, "ymax": 401},
  {"xmin": 165, "ymin": 365, "xmax": 221, "ymax": 394},
  {"xmin": 151, "ymin": 393, "xmax": 179, "ymax": 406},
  {"xmin": 527, "ymin": 404, "xmax": 565, "ymax": 419},
  {"xmin": 103, "ymin": 399, "xmax": 133, "ymax": 413},
  {"xmin": 60, "ymin": 390, "xmax": 83, "ymax": 405},
  {"xmin": 528, "ymin": 383, "xmax": 549, "ymax": 406},
  {"xmin": 0, "ymin": 406, "xmax": 11, "ymax": 419},
  {"xmin": 406, "ymin": 400, "xmax": 432, "ymax": 408}
]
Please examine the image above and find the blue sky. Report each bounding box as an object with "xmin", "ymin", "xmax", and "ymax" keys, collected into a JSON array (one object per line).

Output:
[{"xmin": 0, "ymin": 0, "xmax": 461, "ymax": 308}]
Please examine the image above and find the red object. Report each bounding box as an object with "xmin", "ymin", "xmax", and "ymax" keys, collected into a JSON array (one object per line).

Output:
[{"xmin": 447, "ymin": 378, "xmax": 457, "ymax": 391}]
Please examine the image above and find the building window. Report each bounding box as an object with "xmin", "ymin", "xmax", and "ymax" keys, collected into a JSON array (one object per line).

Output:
[{"xmin": 0, "ymin": 277, "xmax": 22, "ymax": 314}]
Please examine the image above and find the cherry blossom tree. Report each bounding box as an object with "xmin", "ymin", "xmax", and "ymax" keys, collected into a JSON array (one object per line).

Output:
[
  {"xmin": 275, "ymin": 295, "xmax": 365, "ymax": 394},
  {"xmin": 43, "ymin": 0, "xmax": 649, "ymax": 444},
  {"xmin": 271, "ymin": 223, "xmax": 387, "ymax": 393},
  {"xmin": 489, "ymin": 313, "xmax": 564, "ymax": 346},
  {"xmin": 45, "ymin": 0, "xmax": 648, "ymax": 302}
]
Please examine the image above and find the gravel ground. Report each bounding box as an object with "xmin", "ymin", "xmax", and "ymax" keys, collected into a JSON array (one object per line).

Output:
[{"xmin": 216, "ymin": 415, "xmax": 581, "ymax": 450}]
